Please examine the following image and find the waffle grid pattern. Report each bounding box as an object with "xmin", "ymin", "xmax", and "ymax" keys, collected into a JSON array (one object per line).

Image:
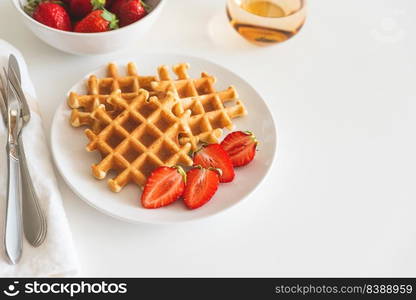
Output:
[
  {"xmin": 68, "ymin": 62, "xmax": 157, "ymax": 133},
  {"xmin": 85, "ymin": 90, "xmax": 193, "ymax": 192},
  {"xmin": 151, "ymin": 63, "xmax": 247, "ymax": 150},
  {"xmin": 67, "ymin": 62, "xmax": 248, "ymax": 191}
]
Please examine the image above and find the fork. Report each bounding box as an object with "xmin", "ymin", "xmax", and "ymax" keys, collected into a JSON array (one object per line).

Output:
[
  {"xmin": 6, "ymin": 63, "xmax": 47, "ymax": 247},
  {"xmin": 0, "ymin": 72, "xmax": 6, "ymax": 122}
]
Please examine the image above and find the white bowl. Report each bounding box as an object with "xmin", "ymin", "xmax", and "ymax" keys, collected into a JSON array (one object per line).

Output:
[{"xmin": 12, "ymin": 0, "xmax": 164, "ymax": 55}]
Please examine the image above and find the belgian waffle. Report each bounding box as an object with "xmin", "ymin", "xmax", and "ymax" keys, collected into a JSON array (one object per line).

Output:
[
  {"xmin": 68, "ymin": 62, "xmax": 157, "ymax": 133},
  {"xmin": 84, "ymin": 89, "xmax": 194, "ymax": 192},
  {"xmin": 68, "ymin": 62, "xmax": 249, "ymax": 192},
  {"xmin": 151, "ymin": 63, "xmax": 248, "ymax": 150}
]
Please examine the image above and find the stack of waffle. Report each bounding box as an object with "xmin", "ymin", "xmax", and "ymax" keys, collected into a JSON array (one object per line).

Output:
[{"xmin": 68, "ymin": 62, "xmax": 247, "ymax": 192}]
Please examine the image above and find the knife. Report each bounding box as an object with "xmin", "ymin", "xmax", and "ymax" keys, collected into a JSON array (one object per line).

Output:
[
  {"xmin": 3, "ymin": 68, "xmax": 23, "ymax": 265},
  {"xmin": 8, "ymin": 55, "xmax": 47, "ymax": 247}
]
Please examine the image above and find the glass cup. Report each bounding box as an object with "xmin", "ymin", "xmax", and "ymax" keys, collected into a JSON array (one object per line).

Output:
[{"xmin": 226, "ymin": 0, "xmax": 307, "ymax": 45}]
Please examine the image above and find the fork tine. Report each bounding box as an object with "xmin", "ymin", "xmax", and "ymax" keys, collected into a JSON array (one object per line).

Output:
[
  {"xmin": 3, "ymin": 67, "xmax": 22, "ymax": 108},
  {"xmin": 0, "ymin": 70, "xmax": 8, "ymax": 123},
  {"xmin": 8, "ymin": 67, "xmax": 23, "ymax": 105},
  {"xmin": 0, "ymin": 70, "xmax": 7, "ymax": 102},
  {"xmin": 7, "ymin": 65, "xmax": 30, "ymax": 121},
  {"xmin": 0, "ymin": 92, "xmax": 6, "ymax": 124},
  {"xmin": 2, "ymin": 68, "xmax": 10, "ymax": 105}
]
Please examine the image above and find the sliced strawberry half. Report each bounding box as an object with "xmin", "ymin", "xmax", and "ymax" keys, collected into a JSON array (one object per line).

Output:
[
  {"xmin": 141, "ymin": 166, "xmax": 186, "ymax": 209},
  {"xmin": 193, "ymin": 144, "xmax": 235, "ymax": 183},
  {"xmin": 184, "ymin": 166, "xmax": 220, "ymax": 210},
  {"xmin": 221, "ymin": 131, "xmax": 258, "ymax": 167}
]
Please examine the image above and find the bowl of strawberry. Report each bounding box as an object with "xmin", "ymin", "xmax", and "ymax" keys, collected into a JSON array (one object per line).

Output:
[{"xmin": 12, "ymin": 0, "xmax": 164, "ymax": 55}]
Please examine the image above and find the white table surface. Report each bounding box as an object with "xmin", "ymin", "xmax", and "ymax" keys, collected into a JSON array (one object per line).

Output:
[{"xmin": 1, "ymin": 0, "xmax": 416, "ymax": 277}]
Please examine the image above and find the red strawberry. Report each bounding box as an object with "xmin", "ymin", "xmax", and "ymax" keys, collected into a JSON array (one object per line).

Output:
[
  {"xmin": 118, "ymin": 0, "xmax": 147, "ymax": 27},
  {"xmin": 105, "ymin": 0, "xmax": 115, "ymax": 8},
  {"xmin": 70, "ymin": 0, "xmax": 105, "ymax": 19},
  {"xmin": 141, "ymin": 166, "xmax": 186, "ymax": 209},
  {"xmin": 110, "ymin": 0, "xmax": 136, "ymax": 15},
  {"xmin": 74, "ymin": 9, "xmax": 118, "ymax": 33},
  {"xmin": 184, "ymin": 166, "xmax": 220, "ymax": 210},
  {"xmin": 32, "ymin": 2, "xmax": 72, "ymax": 31},
  {"xmin": 193, "ymin": 144, "xmax": 235, "ymax": 183},
  {"xmin": 221, "ymin": 131, "xmax": 258, "ymax": 167},
  {"xmin": 109, "ymin": 0, "xmax": 122, "ymax": 15}
]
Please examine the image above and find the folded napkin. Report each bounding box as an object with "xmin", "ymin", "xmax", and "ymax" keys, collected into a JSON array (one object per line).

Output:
[{"xmin": 0, "ymin": 40, "xmax": 79, "ymax": 276}]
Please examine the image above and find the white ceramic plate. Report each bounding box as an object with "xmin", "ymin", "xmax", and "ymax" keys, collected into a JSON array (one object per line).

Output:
[{"xmin": 51, "ymin": 54, "xmax": 277, "ymax": 224}]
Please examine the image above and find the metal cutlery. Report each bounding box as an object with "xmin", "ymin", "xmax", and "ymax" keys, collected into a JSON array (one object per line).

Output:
[
  {"xmin": 8, "ymin": 55, "xmax": 47, "ymax": 247},
  {"xmin": 0, "ymin": 54, "xmax": 49, "ymax": 264},
  {"xmin": 1, "ymin": 68, "xmax": 23, "ymax": 264}
]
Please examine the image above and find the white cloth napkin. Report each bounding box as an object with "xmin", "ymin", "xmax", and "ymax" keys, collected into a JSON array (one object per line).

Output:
[{"xmin": 0, "ymin": 40, "xmax": 79, "ymax": 276}]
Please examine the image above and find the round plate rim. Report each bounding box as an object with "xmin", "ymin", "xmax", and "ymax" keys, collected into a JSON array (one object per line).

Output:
[{"xmin": 50, "ymin": 54, "xmax": 279, "ymax": 224}]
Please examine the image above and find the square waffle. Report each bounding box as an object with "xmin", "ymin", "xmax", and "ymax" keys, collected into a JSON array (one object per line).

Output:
[
  {"xmin": 68, "ymin": 62, "xmax": 249, "ymax": 192},
  {"xmin": 84, "ymin": 89, "xmax": 194, "ymax": 192}
]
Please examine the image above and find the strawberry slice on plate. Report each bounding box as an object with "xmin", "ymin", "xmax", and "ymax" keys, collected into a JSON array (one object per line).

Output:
[
  {"xmin": 221, "ymin": 131, "xmax": 258, "ymax": 167},
  {"xmin": 193, "ymin": 144, "xmax": 235, "ymax": 183},
  {"xmin": 184, "ymin": 166, "xmax": 220, "ymax": 210},
  {"xmin": 141, "ymin": 166, "xmax": 186, "ymax": 209}
]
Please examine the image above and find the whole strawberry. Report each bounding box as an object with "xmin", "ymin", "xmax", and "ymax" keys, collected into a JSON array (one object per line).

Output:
[
  {"xmin": 74, "ymin": 9, "xmax": 118, "ymax": 33},
  {"xmin": 31, "ymin": 2, "xmax": 72, "ymax": 31},
  {"xmin": 105, "ymin": 0, "xmax": 115, "ymax": 9},
  {"xmin": 70, "ymin": 0, "xmax": 105, "ymax": 19},
  {"xmin": 111, "ymin": 0, "xmax": 147, "ymax": 27},
  {"xmin": 109, "ymin": 0, "xmax": 125, "ymax": 15}
]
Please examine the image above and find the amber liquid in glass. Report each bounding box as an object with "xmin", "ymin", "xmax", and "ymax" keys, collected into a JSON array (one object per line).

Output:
[
  {"xmin": 227, "ymin": 0, "xmax": 306, "ymax": 45},
  {"xmin": 242, "ymin": 0, "xmax": 286, "ymax": 17}
]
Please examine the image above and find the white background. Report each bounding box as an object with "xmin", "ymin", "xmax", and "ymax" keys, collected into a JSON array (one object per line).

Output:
[{"xmin": 1, "ymin": 0, "xmax": 416, "ymax": 276}]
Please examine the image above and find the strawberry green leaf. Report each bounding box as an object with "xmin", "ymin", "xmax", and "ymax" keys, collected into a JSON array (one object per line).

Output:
[
  {"xmin": 101, "ymin": 9, "xmax": 119, "ymax": 29},
  {"xmin": 91, "ymin": 0, "xmax": 106, "ymax": 10},
  {"xmin": 24, "ymin": 0, "xmax": 65, "ymax": 15},
  {"xmin": 24, "ymin": 0, "xmax": 43, "ymax": 15},
  {"xmin": 141, "ymin": 0, "xmax": 151, "ymax": 12},
  {"xmin": 173, "ymin": 166, "xmax": 187, "ymax": 184},
  {"xmin": 244, "ymin": 130, "xmax": 259, "ymax": 144}
]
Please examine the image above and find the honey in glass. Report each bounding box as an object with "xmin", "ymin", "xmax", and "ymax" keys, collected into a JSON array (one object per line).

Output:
[{"xmin": 227, "ymin": 0, "xmax": 307, "ymax": 45}]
